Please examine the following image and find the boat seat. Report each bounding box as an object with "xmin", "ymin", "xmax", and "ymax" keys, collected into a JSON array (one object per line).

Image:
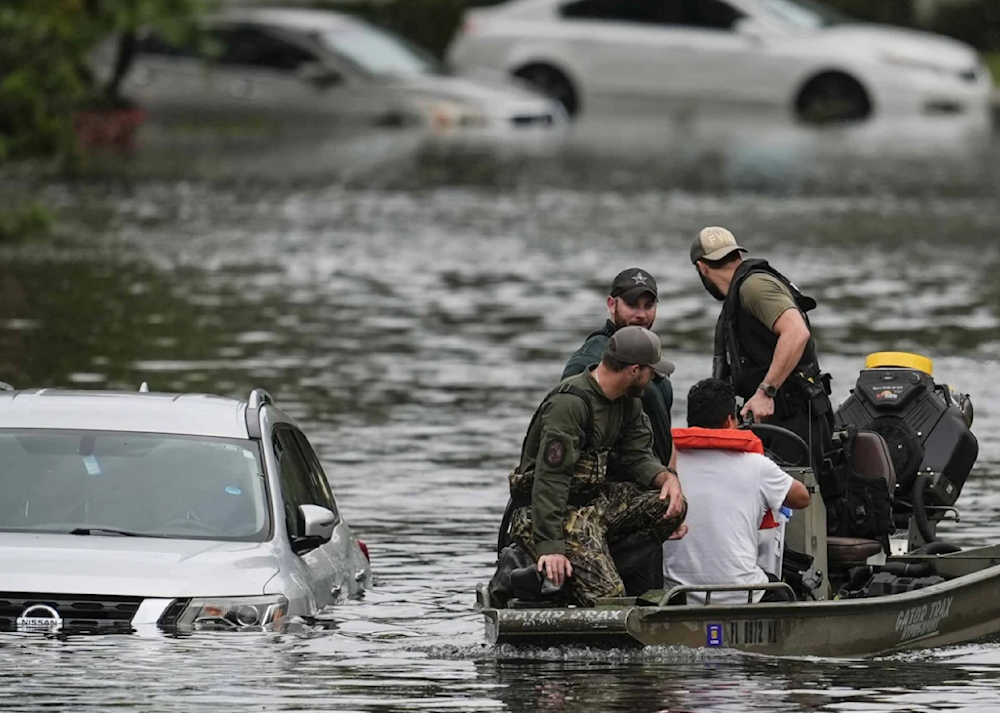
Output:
[
  {"xmin": 852, "ymin": 430, "xmax": 896, "ymax": 495},
  {"xmin": 827, "ymin": 536, "xmax": 884, "ymax": 563},
  {"xmin": 826, "ymin": 431, "xmax": 896, "ymax": 567}
]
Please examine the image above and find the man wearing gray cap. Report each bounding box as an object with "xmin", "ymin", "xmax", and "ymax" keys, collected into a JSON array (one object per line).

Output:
[
  {"xmin": 504, "ymin": 325, "xmax": 687, "ymax": 607},
  {"xmin": 563, "ymin": 267, "xmax": 675, "ymax": 471},
  {"xmin": 689, "ymin": 226, "xmax": 834, "ymax": 473}
]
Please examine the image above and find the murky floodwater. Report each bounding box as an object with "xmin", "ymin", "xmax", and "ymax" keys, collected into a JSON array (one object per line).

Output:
[{"xmin": 2, "ymin": 113, "xmax": 1000, "ymax": 711}]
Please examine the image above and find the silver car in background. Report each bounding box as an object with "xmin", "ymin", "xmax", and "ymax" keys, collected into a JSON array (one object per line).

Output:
[
  {"xmin": 103, "ymin": 7, "xmax": 564, "ymax": 137},
  {"xmin": 0, "ymin": 387, "xmax": 371, "ymax": 634}
]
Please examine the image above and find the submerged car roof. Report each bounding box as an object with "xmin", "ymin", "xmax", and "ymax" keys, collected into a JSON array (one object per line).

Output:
[{"xmin": 0, "ymin": 390, "xmax": 251, "ymax": 439}]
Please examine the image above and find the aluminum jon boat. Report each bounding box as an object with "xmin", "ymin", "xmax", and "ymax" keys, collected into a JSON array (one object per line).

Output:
[
  {"xmin": 477, "ymin": 544, "xmax": 1000, "ymax": 656},
  {"xmin": 478, "ymin": 352, "xmax": 986, "ymax": 657}
]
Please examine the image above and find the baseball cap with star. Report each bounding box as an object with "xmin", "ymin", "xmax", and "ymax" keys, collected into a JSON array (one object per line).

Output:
[{"xmin": 609, "ymin": 268, "xmax": 658, "ymax": 304}]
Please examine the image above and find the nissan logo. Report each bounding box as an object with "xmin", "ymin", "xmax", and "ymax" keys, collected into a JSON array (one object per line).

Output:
[{"xmin": 16, "ymin": 604, "xmax": 63, "ymax": 633}]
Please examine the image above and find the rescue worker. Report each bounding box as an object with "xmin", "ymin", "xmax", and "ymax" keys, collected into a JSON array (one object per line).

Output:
[
  {"xmin": 563, "ymin": 267, "xmax": 676, "ymax": 470},
  {"xmin": 508, "ymin": 326, "xmax": 688, "ymax": 606},
  {"xmin": 663, "ymin": 378, "xmax": 810, "ymax": 604},
  {"xmin": 690, "ymin": 226, "xmax": 834, "ymax": 473}
]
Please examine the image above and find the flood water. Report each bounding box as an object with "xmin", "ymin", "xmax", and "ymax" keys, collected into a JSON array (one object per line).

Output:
[{"xmin": 3, "ymin": 111, "xmax": 1000, "ymax": 711}]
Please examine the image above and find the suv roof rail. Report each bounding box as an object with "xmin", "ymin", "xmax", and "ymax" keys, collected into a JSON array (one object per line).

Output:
[
  {"xmin": 246, "ymin": 388, "xmax": 273, "ymax": 439},
  {"xmin": 248, "ymin": 388, "xmax": 273, "ymax": 409}
]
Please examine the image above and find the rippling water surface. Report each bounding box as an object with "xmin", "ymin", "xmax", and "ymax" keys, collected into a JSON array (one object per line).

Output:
[{"xmin": 3, "ymin": 115, "xmax": 1000, "ymax": 711}]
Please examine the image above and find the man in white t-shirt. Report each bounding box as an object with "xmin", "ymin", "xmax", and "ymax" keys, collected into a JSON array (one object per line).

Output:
[{"xmin": 663, "ymin": 378, "xmax": 810, "ymax": 604}]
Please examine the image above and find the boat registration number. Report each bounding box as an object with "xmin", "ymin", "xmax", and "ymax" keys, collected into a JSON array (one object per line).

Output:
[{"xmin": 708, "ymin": 620, "xmax": 780, "ymax": 647}]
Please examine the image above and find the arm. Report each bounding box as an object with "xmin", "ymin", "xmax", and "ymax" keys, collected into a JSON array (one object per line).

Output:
[
  {"xmin": 741, "ymin": 309, "xmax": 812, "ymax": 421},
  {"xmin": 760, "ymin": 456, "xmax": 810, "ymax": 512},
  {"xmin": 615, "ymin": 404, "xmax": 685, "ymax": 519},
  {"xmin": 783, "ymin": 479, "xmax": 810, "ymax": 509},
  {"xmin": 530, "ymin": 395, "xmax": 588, "ymax": 557}
]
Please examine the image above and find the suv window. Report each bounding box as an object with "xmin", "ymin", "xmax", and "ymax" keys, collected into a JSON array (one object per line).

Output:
[
  {"xmin": 212, "ymin": 26, "xmax": 317, "ymax": 72},
  {"xmin": 273, "ymin": 427, "xmax": 317, "ymax": 539},
  {"xmin": 560, "ymin": 0, "xmax": 743, "ymax": 29},
  {"xmin": 293, "ymin": 432, "xmax": 342, "ymax": 526}
]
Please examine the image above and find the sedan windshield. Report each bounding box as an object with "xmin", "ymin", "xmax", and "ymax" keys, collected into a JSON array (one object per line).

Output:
[
  {"xmin": 317, "ymin": 24, "xmax": 442, "ymax": 76},
  {"xmin": 755, "ymin": 0, "xmax": 847, "ymax": 29},
  {"xmin": 0, "ymin": 430, "xmax": 269, "ymax": 541}
]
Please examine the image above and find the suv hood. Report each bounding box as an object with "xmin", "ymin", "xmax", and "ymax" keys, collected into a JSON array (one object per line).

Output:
[
  {"xmin": 822, "ymin": 24, "xmax": 980, "ymax": 71},
  {"xmin": 0, "ymin": 533, "xmax": 279, "ymax": 598}
]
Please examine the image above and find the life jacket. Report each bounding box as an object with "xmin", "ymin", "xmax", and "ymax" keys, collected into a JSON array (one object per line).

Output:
[
  {"xmin": 713, "ymin": 258, "xmax": 821, "ymax": 402},
  {"xmin": 672, "ymin": 427, "xmax": 780, "ymax": 529}
]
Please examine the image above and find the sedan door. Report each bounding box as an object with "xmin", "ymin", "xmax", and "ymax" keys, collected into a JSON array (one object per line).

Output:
[{"xmin": 555, "ymin": 0, "xmax": 783, "ymax": 108}]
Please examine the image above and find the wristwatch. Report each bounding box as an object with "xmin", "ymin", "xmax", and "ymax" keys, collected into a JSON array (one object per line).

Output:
[{"xmin": 758, "ymin": 383, "xmax": 778, "ymax": 399}]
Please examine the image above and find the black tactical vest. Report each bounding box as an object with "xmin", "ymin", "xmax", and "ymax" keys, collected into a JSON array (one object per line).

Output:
[{"xmin": 713, "ymin": 259, "xmax": 820, "ymax": 401}]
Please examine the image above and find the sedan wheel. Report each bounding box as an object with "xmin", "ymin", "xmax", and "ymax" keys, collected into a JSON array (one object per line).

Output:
[
  {"xmin": 795, "ymin": 73, "xmax": 872, "ymax": 125},
  {"xmin": 514, "ymin": 64, "xmax": 579, "ymax": 118}
]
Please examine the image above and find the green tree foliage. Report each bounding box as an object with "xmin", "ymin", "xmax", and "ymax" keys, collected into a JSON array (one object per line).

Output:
[
  {"xmin": 0, "ymin": 0, "xmax": 208, "ymax": 163},
  {"xmin": 0, "ymin": 0, "xmax": 94, "ymax": 161}
]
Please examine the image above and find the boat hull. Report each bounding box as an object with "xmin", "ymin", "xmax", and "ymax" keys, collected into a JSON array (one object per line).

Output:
[{"xmin": 481, "ymin": 546, "xmax": 1000, "ymax": 656}]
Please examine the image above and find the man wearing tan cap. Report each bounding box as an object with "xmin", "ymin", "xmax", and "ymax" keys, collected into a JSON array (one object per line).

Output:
[
  {"xmin": 500, "ymin": 326, "xmax": 687, "ymax": 607},
  {"xmin": 689, "ymin": 227, "xmax": 834, "ymax": 473}
]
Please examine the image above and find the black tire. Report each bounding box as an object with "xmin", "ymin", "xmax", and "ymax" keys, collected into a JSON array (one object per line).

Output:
[
  {"xmin": 795, "ymin": 72, "xmax": 872, "ymax": 125},
  {"xmin": 513, "ymin": 64, "xmax": 579, "ymax": 118}
]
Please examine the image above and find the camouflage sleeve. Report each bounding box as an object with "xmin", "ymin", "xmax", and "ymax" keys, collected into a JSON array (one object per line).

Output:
[
  {"xmin": 561, "ymin": 334, "xmax": 608, "ymax": 380},
  {"xmin": 531, "ymin": 394, "xmax": 589, "ymax": 556},
  {"xmin": 614, "ymin": 400, "xmax": 666, "ymax": 488}
]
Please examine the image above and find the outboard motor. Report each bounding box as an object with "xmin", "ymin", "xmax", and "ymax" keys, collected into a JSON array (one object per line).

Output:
[{"xmin": 836, "ymin": 352, "xmax": 977, "ymax": 546}]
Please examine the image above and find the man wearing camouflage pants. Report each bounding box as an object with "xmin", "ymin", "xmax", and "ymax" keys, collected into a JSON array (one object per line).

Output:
[{"xmin": 508, "ymin": 326, "xmax": 688, "ymax": 606}]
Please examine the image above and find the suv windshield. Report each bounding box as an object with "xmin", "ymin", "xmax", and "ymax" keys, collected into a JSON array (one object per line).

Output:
[
  {"xmin": 0, "ymin": 430, "xmax": 269, "ymax": 542},
  {"xmin": 317, "ymin": 24, "xmax": 442, "ymax": 76},
  {"xmin": 755, "ymin": 0, "xmax": 847, "ymax": 29}
]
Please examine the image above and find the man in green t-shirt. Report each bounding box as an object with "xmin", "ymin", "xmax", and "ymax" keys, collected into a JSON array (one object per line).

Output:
[
  {"xmin": 507, "ymin": 326, "xmax": 687, "ymax": 606},
  {"xmin": 562, "ymin": 267, "xmax": 675, "ymax": 471},
  {"xmin": 689, "ymin": 226, "xmax": 834, "ymax": 471}
]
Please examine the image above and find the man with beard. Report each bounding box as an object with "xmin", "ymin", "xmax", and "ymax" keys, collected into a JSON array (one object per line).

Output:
[
  {"xmin": 506, "ymin": 326, "xmax": 688, "ymax": 606},
  {"xmin": 563, "ymin": 268, "xmax": 675, "ymax": 470},
  {"xmin": 690, "ymin": 226, "xmax": 834, "ymax": 473}
]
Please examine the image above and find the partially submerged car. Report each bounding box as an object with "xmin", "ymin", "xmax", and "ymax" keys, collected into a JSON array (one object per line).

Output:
[
  {"xmin": 448, "ymin": 0, "xmax": 992, "ymax": 125},
  {"xmin": 95, "ymin": 7, "xmax": 564, "ymax": 139},
  {"xmin": 0, "ymin": 387, "xmax": 370, "ymax": 634}
]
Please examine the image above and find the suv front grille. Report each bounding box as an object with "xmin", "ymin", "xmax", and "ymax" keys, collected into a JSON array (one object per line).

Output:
[{"xmin": 0, "ymin": 593, "xmax": 142, "ymax": 633}]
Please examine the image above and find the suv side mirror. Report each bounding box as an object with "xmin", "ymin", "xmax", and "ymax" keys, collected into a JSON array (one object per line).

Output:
[
  {"xmin": 297, "ymin": 61, "xmax": 342, "ymax": 89},
  {"xmin": 292, "ymin": 504, "xmax": 336, "ymax": 554}
]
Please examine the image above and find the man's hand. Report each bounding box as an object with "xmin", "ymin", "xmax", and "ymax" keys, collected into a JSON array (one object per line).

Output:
[
  {"xmin": 668, "ymin": 523, "xmax": 689, "ymax": 540},
  {"xmin": 537, "ymin": 554, "xmax": 573, "ymax": 587},
  {"xmin": 741, "ymin": 390, "xmax": 775, "ymax": 422},
  {"xmin": 654, "ymin": 469, "xmax": 684, "ymax": 519}
]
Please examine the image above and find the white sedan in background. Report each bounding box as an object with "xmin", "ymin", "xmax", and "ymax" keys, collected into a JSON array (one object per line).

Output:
[{"xmin": 448, "ymin": 0, "xmax": 992, "ymax": 124}]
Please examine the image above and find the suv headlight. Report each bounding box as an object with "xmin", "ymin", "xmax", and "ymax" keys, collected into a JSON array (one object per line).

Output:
[{"xmin": 174, "ymin": 595, "xmax": 288, "ymax": 631}]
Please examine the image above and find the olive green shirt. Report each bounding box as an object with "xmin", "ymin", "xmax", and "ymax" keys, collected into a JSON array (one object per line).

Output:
[
  {"xmin": 739, "ymin": 273, "xmax": 798, "ymax": 330},
  {"xmin": 518, "ymin": 368, "xmax": 665, "ymax": 556}
]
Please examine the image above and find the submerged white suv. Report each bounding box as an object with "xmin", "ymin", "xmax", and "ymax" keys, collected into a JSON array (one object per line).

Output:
[{"xmin": 0, "ymin": 387, "xmax": 371, "ymax": 634}]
